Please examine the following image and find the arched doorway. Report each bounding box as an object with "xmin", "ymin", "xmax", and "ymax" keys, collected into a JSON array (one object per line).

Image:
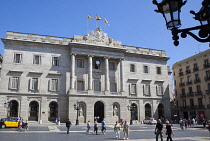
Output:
[
  {"xmin": 29, "ymin": 101, "xmax": 39, "ymax": 121},
  {"xmin": 94, "ymin": 101, "xmax": 104, "ymax": 123},
  {"xmin": 49, "ymin": 101, "xmax": 58, "ymax": 121},
  {"xmin": 131, "ymin": 103, "xmax": 138, "ymax": 120},
  {"xmin": 158, "ymin": 104, "xmax": 164, "ymax": 119},
  {"xmin": 145, "ymin": 103, "xmax": 151, "ymax": 118},
  {"xmin": 9, "ymin": 100, "xmax": 19, "ymax": 117}
]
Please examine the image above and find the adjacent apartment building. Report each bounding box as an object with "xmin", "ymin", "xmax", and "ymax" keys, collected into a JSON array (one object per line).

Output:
[
  {"xmin": 0, "ymin": 27, "xmax": 172, "ymax": 123},
  {"xmin": 172, "ymin": 49, "xmax": 210, "ymax": 122}
]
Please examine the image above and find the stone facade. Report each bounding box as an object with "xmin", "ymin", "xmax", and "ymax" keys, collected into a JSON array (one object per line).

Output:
[
  {"xmin": 172, "ymin": 49, "xmax": 210, "ymax": 123},
  {"xmin": 0, "ymin": 28, "xmax": 172, "ymax": 124}
]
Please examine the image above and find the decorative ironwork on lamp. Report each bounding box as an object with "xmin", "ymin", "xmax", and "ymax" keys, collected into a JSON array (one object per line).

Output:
[{"xmin": 153, "ymin": 0, "xmax": 210, "ymax": 46}]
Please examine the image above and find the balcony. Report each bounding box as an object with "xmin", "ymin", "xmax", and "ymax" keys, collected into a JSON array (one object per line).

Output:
[
  {"xmin": 205, "ymin": 76, "xmax": 210, "ymax": 81},
  {"xmin": 194, "ymin": 78, "xmax": 201, "ymax": 84},
  {"xmin": 195, "ymin": 105, "xmax": 205, "ymax": 109},
  {"xmin": 187, "ymin": 92, "xmax": 194, "ymax": 97},
  {"xmin": 185, "ymin": 69, "xmax": 191, "ymax": 74},
  {"xmin": 180, "ymin": 94, "xmax": 186, "ymax": 98},
  {"xmin": 194, "ymin": 91, "xmax": 203, "ymax": 96},
  {"xmin": 179, "ymin": 72, "xmax": 184, "ymax": 76},
  {"xmin": 190, "ymin": 105, "xmax": 196, "ymax": 109},
  {"xmin": 204, "ymin": 63, "xmax": 210, "ymax": 69},
  {"xmin": 193, "ymin": 67, "xmax": 199, "ymax": 72},
  {"xmin": 179, "ymin": 82, "xmax": 185, "ymax": 87},
  {"xmin": 180, "ymin": 106, "xmax": 189, "ymax": 110},
  {"xmin": 186, "ymin": 81, "xmax": 192, "ymax": 85},
  {"xmin": 206, "ymin": 90, "xmax": 210, "ymax": 95}
]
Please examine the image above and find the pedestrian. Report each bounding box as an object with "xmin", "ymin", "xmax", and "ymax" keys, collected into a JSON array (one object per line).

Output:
[
  {"xmin": 192, "ymin": 118, "xmax": 195, "ymax": 125},
  {"xmin": 101, "ymin": 118, "xmax": 106, "ymax": 135},
  {"xmin": 179, "ymin": 118, "xmax": 183, "ymax": 130},
  {"xmin": 184, "ymin": 119, "xmax": 188, "ymax": 129},
  {"xmin": 66, "ymin": 119, "xmax": 72, "ymax": 134},
  {"xmin": 203, "ymin": 118, "xmax": 207, "ymax": 128},
  {"xmin": 122, "ymin": 120, "xmax": 129, "ymax": 140},
  {"xmin": 18, "ymin": 118, "xmax": 23, "ymax": 131},
  {"xmin": 208, "ymin": 120, "xmax": 210, "ymax": 137},
  {"xmin": 93, "ymin": 119, "xmax": 98, "ymax": 135},
  {"xmin": 187, "ymin": 118, "xmax": 191, "ymax": 127},
  {"xmin": 154, "ymin": 119, "xmax": 163, "ymax": 141},
  {"xmin": 195, "ymin": 118, "xmax": 197, "ymax": 125},
  {"xmin": 25, "ymin": 120, "xmax": 29, "ymax": 131},
  {"xmin": 114, "ymin": 121, "xmax": 121, "ymax": 139},
  {"xmin": 86, "ymin": 120, "xmax": 91, "ymax": 134},
  {"xmin": 165, "ymin": 121, "xmax": 174, "ymax": 141}
]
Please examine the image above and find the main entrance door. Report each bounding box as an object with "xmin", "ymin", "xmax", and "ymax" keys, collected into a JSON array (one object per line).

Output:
[
  {"xmin": 29, "ymin": 101, "xmax": 39, "ymax": 121},
  {"xmin": 94, "ymin": 101, "xmax": 104, "ymax": 123}
]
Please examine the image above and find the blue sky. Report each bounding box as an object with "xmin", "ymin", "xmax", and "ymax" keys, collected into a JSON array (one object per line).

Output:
[{"xmin": 0, "ymin": 0, "xmax": 208, "ymax": 68}]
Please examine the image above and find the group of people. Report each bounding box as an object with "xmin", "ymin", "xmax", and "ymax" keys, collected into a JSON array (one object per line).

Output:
[
  {"xmin": 17, "ymin": 117, "xmax": 29, "ymax": 131},
  {"xmin": 155, "ymin": 119, "xmax": 173, "ymax": 141}
]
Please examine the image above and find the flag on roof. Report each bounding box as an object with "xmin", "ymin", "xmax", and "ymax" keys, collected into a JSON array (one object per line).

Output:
[
  {"xmin": 88, "ymin": 15, "xmax": 94, "ymax": 20},
  {"xmin": 96, "ymin": 15, "xmax": 103, "ymax": 20},
  {"xmin": 104, "ymin": 18, "xmax": 110, "ymax": 26}
]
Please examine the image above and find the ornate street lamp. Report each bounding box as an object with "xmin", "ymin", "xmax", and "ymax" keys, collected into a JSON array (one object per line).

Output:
[
  {"xmin": 153, "ymin": 0, "xmax": 210, "ymax": 46},
  {"xmin": 74, "ymin": 102, "xmax": 80, "ymax": 125},
  {"xmin": 127, "ymin": 103, "xmax": 134, "ymax": 125}
]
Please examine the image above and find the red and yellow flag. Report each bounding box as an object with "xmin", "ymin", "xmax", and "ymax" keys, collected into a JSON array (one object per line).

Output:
[
  {"xmin": 88, "ymin": 15, "xmax": 94, "ymax": 20},
  {"xmin": 96, "ymin": 15, "xmax": 103, "ymax": 20},
  {"xmin": 104, "ymin": 19, "xmax": 110, "ymax": 26}
]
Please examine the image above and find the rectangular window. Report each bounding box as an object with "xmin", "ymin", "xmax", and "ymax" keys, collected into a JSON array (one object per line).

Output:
[
  {"xmin": 52, "ymin": 57, "xmax": 59, "ymax": 66},
  {"xmin": 144, "ymin": 66, "xmax": 148, "ymax": 73},
  {"xmin": 110, "ymin": 82, "xmax": 117, "ymax": 92},
  {"xmin": 190, "ymin": 99, "xmax": 194, "ymax": 107},
  {"xmin": 14, "ymin": 53, "xmax": 22, "ymax": 63},
  {"xmin": 33, "ymin": 55, "xmax": 41, "ymax": 65},
  {"xmin": 208, "ymin": 83, "xmax": 210, "ymax": 91},
  {"xmin": 189, "ymin": 87, "xmax": 193, "ymax": 93},
  {"xmin": 156, "ymin": 67, "xmax": 161, "ymax": 74},
  {"xmin": 156, "ymin": 85, "xmax": 163, "ymax": 95},
  {"xmin": 143, "ymin": 85, "xmax": 150, "ymax": 95},
  {"xmin": 109, "ymin": 62, "xmax": 115, "ymax": 71},
  {"xmin": 130, "ymin": 84, "xmax": 136, "ymax": 94},
  {"xmin": 206, "ymin": 70, "xmax": 210, "ymax": 78},
  {"xmin": 183, "ymin": 100, "xmax": 186, "ymax": 106},
  {"xmin": 130, "ymin": 64, "xmax": 135, "ymax": 72},
  {"xmin": 181, "ymin": 88, "xmax": 185, "ymax": 95},
  {"xmin": 187, "ymin": 76, "xmax": 191, "ymax": 83},
  {"xmin": 77, "ymin": 59, "xmax": 83, "ymax": 68},
  {"xmin": 50, "ymin": 79, "xmax": 59, "ymax": 91},
  {"xmin": 30, "ymin": 78, "xmax": 39, "ymax": 90},
  {"xmin": 196, "ymin": 85, "xmax": 201, "ymax": 92},
  {"xmin": 77, "ymin": 81, "xmax": 84, "ymax": 91},
  {"xmin": 198, "ymin": 98, "xmax": 203, "ymax": 106},
  {"xmin": 9, "ymin": 77, "xmax": 19, "ymax": 89},
  {"xmin": 94, "ymin": 81, "xmax": 101, "ymax": 92}
]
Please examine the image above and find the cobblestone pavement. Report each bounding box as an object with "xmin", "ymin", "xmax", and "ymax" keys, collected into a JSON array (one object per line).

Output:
[{"xmin": 0, "ymin": 123, "xmax": 209, "ymax": 141}]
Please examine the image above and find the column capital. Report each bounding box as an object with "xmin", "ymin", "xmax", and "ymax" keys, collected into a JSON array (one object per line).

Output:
[
  {"xmin": 104, "ymin": 57, "xmax": 110, "ymax": 60},
  {"xmin": 70, "ymin": 53, "xmax": 76, "ymax": 56},
  {"xmin": 87, "ymin": 55, "xmax": 94, "ymax": 58}
]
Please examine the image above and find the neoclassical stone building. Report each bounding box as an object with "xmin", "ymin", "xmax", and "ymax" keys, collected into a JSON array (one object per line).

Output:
[{"xmin": 0, "ymin": 27, "xmax": 172, "ymax": 123}]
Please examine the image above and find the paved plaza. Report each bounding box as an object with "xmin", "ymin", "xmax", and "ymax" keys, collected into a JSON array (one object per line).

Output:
[{"xmin": 0, "ymin": 123, "xmax": 209, "ymax": 141}]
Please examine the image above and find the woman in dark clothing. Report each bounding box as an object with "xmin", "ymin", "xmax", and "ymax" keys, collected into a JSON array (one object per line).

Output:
[{"xmin": 166, "ymin": 121, "xmax": 174, "ymax": 141}]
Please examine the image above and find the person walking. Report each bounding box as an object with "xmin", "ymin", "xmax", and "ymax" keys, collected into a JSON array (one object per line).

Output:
[
  {"xmin": 122, "ymin": 120, "xmax": 129, "ymax": 140},
  {"xmin": 86, "ymin": 121, "xmax": 91, "ymax": 134},
  {"xmin": 114, "ymin": 121, "xmax": 121, "ymax": 139},
  {"xmin": 101, "ymin": 118, "xmax": 106, "ymax": 135},
  {"xmin": 18, "ymin": 118, "xmax": 23, "ymax": 131},
  {"xmin": 93, "ymin": 119, "xmax": 98, "ymax": 135},
  {"xmin": 179, "ymin": 118, "xmax": 184, "ymax": 130},
  {"xmin": 155, "ymin": 119, "xmax": 163, "ymax": 141},
  {"xmin": 24, "ymin": 120, "xmax": 29, "ymax": 131},
  {"xmin": 203, "ymin": 118, "xmax": 207, "ymax": 128},
  {"xmin": 165, "ymin": 121, "xmax": 173, "ymax": 141},
  {"xmin": 66, "ymin": 119, "xmax": 72, "ymax": 134},
  {"xmin": 208, "ymin": 120, "xmax": 210, "ymax": 137},
  {"xmin": 187, "ymin": 118, "xmax": 191, "ymax": 127}
]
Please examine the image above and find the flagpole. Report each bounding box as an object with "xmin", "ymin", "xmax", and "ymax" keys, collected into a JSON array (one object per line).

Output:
[{"xmin": 87, "ymin": 16, "xmax": 89, "ymax": 35}]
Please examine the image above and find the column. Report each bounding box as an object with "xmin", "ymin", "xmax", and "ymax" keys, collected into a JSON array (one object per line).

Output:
[
  {"xmin": 88, "ymin": 56, "xmax": 93, "ymax": 90},
  {"xmin": 70, "ymin": 54, "xmax": 76, "ymax": 89},
  {"xmin": 120, "ymin": 59, "xmax": 125, "ymax": 92},
  {"xmin": 105, "ymin": 57, "xmax": 110, "ymax": 91}
]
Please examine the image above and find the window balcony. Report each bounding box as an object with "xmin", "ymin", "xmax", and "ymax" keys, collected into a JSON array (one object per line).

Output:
[
  {"xmin": 205, "ymin": 76, "xmax": 210, "ymax": 81},
  {"xmin": 190, "ymin": 105, "xmax": 196, "ymax": 109},
  {"xmin": 180, "ymin": 106, "xmax": 189, "ymax": 110},
  {"xmin": 207, "ymin": 104, "xmax": 210, "ymax": 109},
  {"xmin": 206, "ymin": 90, "xmax": 210, "ymax": 95},
  {"xmin": 193, "ymin": 67, "xmax": 199, "ymax": 72},
  {"xmin": 204, "ymin": 63, "xmax": 210, "ymax": 69},
  {"xmin": 179, "ymin": 72, "xmax": 183, "ymax": 76},
  {"xmin": 185, "ymin": 69, "xmax": 191, "ymax": 74},
  {"xmin": 179, "ymin": 82, "xmax": 185, "ymax": 87},
  {"xmin": 197, "ymin": 105, "xmax": 205, "ymax": 109},
  {"xmin": 180, "ymin": 94, "xmax": 186, "ymax": 98},
  {"xmin": 186, "ymin": 81, "xmax": 192, "ymax": 85},
  {"xmin": 194, "ymin": 78, "xmax": 201, "ymax": 84},
  {"xmin": 187, "ymin": 92, "xmax": 194, "ymax": 97},
  {"xmin": 194, "ymin": 91, "xmax": 203, "ymax": 96}
]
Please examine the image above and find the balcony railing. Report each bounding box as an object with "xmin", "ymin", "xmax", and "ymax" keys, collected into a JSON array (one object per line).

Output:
[
  {"xmin": 179, "ymin": 82, "xmax": 185, "ymax": 87},
  {"xmin": 193, "ymin": 67, "xmax": 199, "ymax": 72},
  {"xmin": 180, "ymin": 106, "xmax": 189, "ymax": 110},
  {"xmin": 194, "ymin": 78, "xmax": 201, "ymax": 84},
  {"xmin": 179, "ymin": 72, "xmax": 184, "ymax": 76},
  {"xmin": 195, "ymin": 105, "xmax": 205, "ymax": 109},
  {"xmin": 190, "ymin": 105, "xmax": 196, "ymax": 109},
  {"xmin": 206, "ymin": 90, "xmax": 210, "ymax": 95},
  {"xmin": 194, "ymin": 91, "xmax": 203, "ymax": 96},
  {"xmin": 186, "ymin": 81, "xmax": 192, "ymax": 85},
  {"xmin": 185, "ymin": 69, "xmax": 191, "ymax": 74},
  {"xmin": 180, "ymin": 94, "xmax": 186, "ymax": 98},
  {"xmin": 204, "ymin": 63, "xmax": 210, "ymax": 69},
  {"xmin": 187, "ymin": 92, "xmax": 194, "ymax": 97},
  {"xmin": 205, "ymin": 76, "xmax": 210, "ymax": 81}
]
